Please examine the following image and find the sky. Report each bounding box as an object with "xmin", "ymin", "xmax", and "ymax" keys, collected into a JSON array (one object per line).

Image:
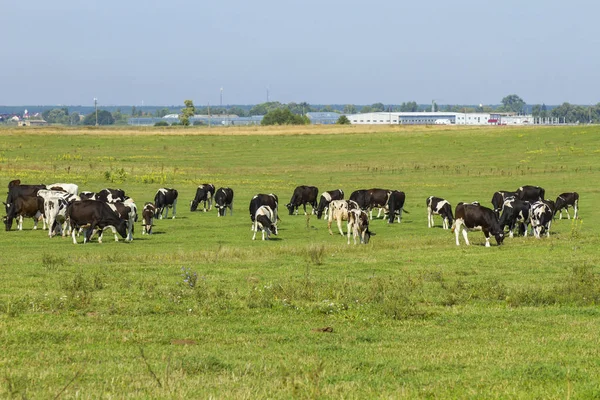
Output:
[{"xmin": 1, "ymin": 0, "xmax": 598, "ymax": 107}]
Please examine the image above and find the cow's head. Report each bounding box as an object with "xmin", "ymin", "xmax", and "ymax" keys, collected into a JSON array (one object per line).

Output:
[
  {"xmin": 285, "ymin": 203, "xmax": 295, "ymax": 215},
  {"xmin": 217, "ymin": 205, "xmax": 226, "ymax": 217},
  {"xmin": 494, "ymin": 231, "xmax": 505, "ymax": 245},
  {"xmin": 362, "ymin": 228, "xmax": 375, "ymax": 244},
  {"xmin": 116, "ymin": 220, "xmax": 128, "ymax": 239},
  {"xmin": 190, "ymin": 199, "xmax": 199, "ymax": 212},
  {"xmin": 3, "ymin": 215, "xmax": 12, "ymax": 231}
]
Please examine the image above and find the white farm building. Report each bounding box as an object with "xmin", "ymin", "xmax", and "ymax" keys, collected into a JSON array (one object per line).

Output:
[{"xmin": 346, "ymin": 112, "xmax": 533, "ymax": 126}]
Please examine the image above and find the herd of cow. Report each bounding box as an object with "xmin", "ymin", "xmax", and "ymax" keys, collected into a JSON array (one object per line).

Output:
[{"xmin": 2, "ymin": 179, "xmax": 579, "ymax": 246}]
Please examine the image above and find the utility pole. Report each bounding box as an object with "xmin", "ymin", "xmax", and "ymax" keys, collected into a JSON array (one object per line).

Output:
[{"xmin": 94, "ymin": 98, "xmax": 98, "ymax": 126}]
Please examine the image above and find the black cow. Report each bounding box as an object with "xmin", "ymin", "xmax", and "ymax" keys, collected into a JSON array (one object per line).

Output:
[
  {"xmin": 530, "ymin": 201, "xmax": 553, "ymax": 238},
  {"xmin": 516, "ymin": 185, "xmax": 545, "ymax": 202},
  {"xmin": 215, "ymin": 187, "xmax": 234, "ymax": 217},
  {"xmin": 555, "ymin": 192, "xmax": 579, "ymax": 220},
  {"xmin": 426, "ymin": 196, "xmax": 453, "ymax": 229},
  {"xmin": 249, "ymin": 194, "xmax": 278, "ymax": 224},
  {"xmin": 154, "ymin": 188, "xmax": 178, "ymax": 219},
  {"xmin": 491, "ymin": 190, "xmax": 517, "ymax": 215},
  {"xmin": 190, "ymin": 183, "xmax": 216, "ymax": 212},
  {"xmin": 67, "ymin": 200, "xmax": 128, "ymax": 244},
  {"xmin": 286, "ymin": 185, "xmax": 318, "ymax": 216},
  {"xmin": 4, "ymin": 182, "xmax": 46, "ymax": 231},
  {"xmin": 3, "ymin": 195, "xmax": 44, "ymax": 231},
  {"xmin": 141, "ymin": 203, "xmax": 156, "ymax": 235},
  {"xmin": 452, "ymin": 203, "xmax": 504, "ymax": 247},
  {"xmin": 316, "ymin": 189, "xmax": 344, "ymax": 219},
  {"xmin": 387, "ymin": 190, "xmax": 407, "ymax": 224},
  {"xmin": 498, "ymin": 198, "xmax": 531, "ymax": 238}
]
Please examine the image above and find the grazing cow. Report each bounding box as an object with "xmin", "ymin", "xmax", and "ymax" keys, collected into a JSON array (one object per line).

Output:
[
  {"xmin": 37, "ymin": 190, "xmax": 79, "ymax": 237},
  {"xmin": 4, "ymin": 182, "xmax": 45, "ymax": 214},
  {"xmin": 141, "ymin": 203, "xmax": 156, "ymax": 235},
  {"xmin": 252, "ymin": 205, "xmax": 277, "ymax": 240},
  {"xmin": 452, "ymin": 203, "xmax": 505, "ymax": 247},
  {"xmin": 542, "ymin": 199, "xmax": 556, "ymax": 217},
  {"xmin": 491, "ymin": 191, "xmax": 518, "ymax": 215},
  {"xmin": 426, "ymin": 196, "xmax": 453, "ymax": 229},
  {"xmin": 154, "ymin": 188, "xmax": 178, "ymax": 219},
  {"xmin": 350, "ymin": 189, "xmax": 391, "ymax": 219},
  {"xmin": 67, "ymin": 200, "xmax": 128, "ymax": 244},
  {"xmin": 347, "ymin": 209, "xmax": 374, "ymax": 244},
  {"xmin": 214, "ymin": 187, "xmax": 234, "ymax": 217},
  {"xmin": 498, "ymin": 198, "xmax": 531, "ymax": 238},
  {"xmin": 530, "ymin": 201, "xmax": 553, "ymax": 238},
  {"xmin": 286, "ymin": 185, "xmax": 319, "ymax": 216},
  {"xmin": 107, "ymin": 199, "xmax": 137, "ymax": 241},
  {"xmin": 79, "ymin": 191, "xmax": 97, "ymax": 201},
  {"xmin": 190, "ymin": 183, "xmax": 216, "ymax": 212},
  {"xmin": 327, "ymin": 199, "xmax": 360, "ymax": 236},
  {"xmin": 387, "ymin": 190, "xmax": 407, "ymax": 224},
  {"xmin": 249, "ymin": 194, "xmax": 279, "ymax": 226},
  {"xmin": 3, "ymin": 195, "xmax": 45, "ymax": 231},
  {"xmin": 97, "ymin": 188, "xmax": 126, "ymax": 203},
  {"xmin": 316, "ymin": 189, "xmax": 344, "ymax": 219},
  {"xmin": 516, "ymin": 185, "xmax": 545, "ymax": 202},
  {"xmin": 555, "ymin": 192, "xmax": 579, "ymax": 220},
  {"xmin": 47, "ymin": 183, "xmax": 79, "ymax": 195}
]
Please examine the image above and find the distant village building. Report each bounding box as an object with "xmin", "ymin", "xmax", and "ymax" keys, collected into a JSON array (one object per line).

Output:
[{"xmin": 346, "ymin": 112, "xmax": 534, "ymax": 125}]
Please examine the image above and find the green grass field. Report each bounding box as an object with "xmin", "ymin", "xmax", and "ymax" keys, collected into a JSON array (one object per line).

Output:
[{"xmin": 1, "ymin": 124, "xmax": 599, "ymax": 399}]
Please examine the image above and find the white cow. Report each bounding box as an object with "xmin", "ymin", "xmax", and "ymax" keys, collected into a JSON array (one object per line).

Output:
[
  {"xmin": 47, "ymin": 183, "xmax": 79, "ymax": 195},
  {"xmin": 327, "ymin": 200, "xmax": 359, "ymax": 236}
]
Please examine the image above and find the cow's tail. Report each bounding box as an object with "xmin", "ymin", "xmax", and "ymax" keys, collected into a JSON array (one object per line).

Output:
[{"xmin": 402, "ymin": 209, "xmax": 410, "ymax": 214}]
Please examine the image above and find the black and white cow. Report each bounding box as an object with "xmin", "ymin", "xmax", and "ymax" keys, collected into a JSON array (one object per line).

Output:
[
  {"xmin": 249, "ymin": 194, "xmax": 278, "ymax": 225},
  {"xmin": 37, "ymin": 189, "xmax": 79, "ymax": 237},
  {"xmin": 316, "ymin": 189, "xmax": 344, "ymax": 220},
  {"xmin": 67, "ymin": 200, "xmax": 128, "ymax": 244},
  {"xmin": 154, "ymin": 188, "xmax": 178, "ymax": 219},
  {"xmin": 452, "ymin": 203, "xmax": 505, "ymax": 247},
  {"xmin": 347, "ymin": 209, "xmax": 374, "ymax": 244},
  {"xmin": 387, "ymin": 190, "xmax": 407, "ymax": 224},
  {"xmin": 327, "ymin": 199, "xmax": 360, "ymax": 236},
  {"xmin": 498, "ymin": 198, "xmax": 531, "ymax": 238},
  {"xmin": 350, "ymin": 189, "xmax": 391, "ymax": 219},
  {"xmin": 426, "ymin": 196, "xmax": 453, "ymax": 229},
  {"xmin": 555, "ymin": 192, "xmax": 579, "ymax": 220},
  {"xmin": 108, "ymin": 199, "xmax": 138, "ymax": 241},
  {"xmin": 516, "ymin": 185, "xmax": 545, "ymax": 202},
  {"xmin": 214, "ymin": 187, "xmax": 234, "ymax": 217},
  {"xmin": 47, "ymin": 183, "xmax": 79, "ymax": 195},
  {"xmin": 79, "ymin": 191, "xmax": 97, "ymax": 201},
  {"xmin": 286, "ymin": 185, "xmax": 319, "ymax": 215},
  {"xmin": 491, "ymin": 190, "xmax": 517, "ymax": 215},
  {"xmin": 530, "ymin": 201, "xmax": 553, "ymax": 238},
  {"xmin": 190, "ymin": 183, "xmax": 216, "ymax": 212},
  {"xmin": 141, "ymin": 203, "xmax": 156, "ymax": 235},
  {"xmin": 252, "ymin": 205, "xmax": 278, "ymax": 240}
]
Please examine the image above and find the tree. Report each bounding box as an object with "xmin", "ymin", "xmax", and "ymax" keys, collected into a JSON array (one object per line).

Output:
[
  {"xmin": 249, "ymin": 102, "xmax": 283, "ymax": 116},
  {"xmin": 112, "ymin": 108, "xmax": 128, "ymax": 125},
  {"xmin": 261, "ymin": 108, "xmax": 309, "ymax": 125},
  {"xmin": 360, "ymin": 106, "xmax": 373, "ymax": 113},
  {"xmin": 343, "ymin": 104, "xmax": 357, "ymax": 114},
  {"xmin": 155, "ymin": 108, "xmax": 171, "ymax": 118},
  {"xmin": 83, "ymin": 110, "xmax": 114, "ymax": 125},
  {"xmin": 500, "ymin": 94, "xmax": 526, "ymax": 113},
  {"xmin": 337, "ymin": 115, "xmax": 350, "ymax": 125},
  {"xmin": 69, "ymin": 112, "xmax": 80, "ymax": 125},
  {"xmin": 399, "ymin": 102, "xmax": 418, "ymax": 112},
  {"xmin": 180, "ymin": 100, "xmax": 195, "ymax": 126},
  {"xmin": 154, "ymin": 121, "xmax": 169, "ymax": 127},
  {"xmin": 371, "ymin": 103, "xmax": 385, "ymax": 112}
]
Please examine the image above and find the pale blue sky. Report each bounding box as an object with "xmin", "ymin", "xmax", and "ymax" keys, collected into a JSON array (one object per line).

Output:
[{"xmin": 2, "ymin": 0, "xmax": 598, "ymax": 106}]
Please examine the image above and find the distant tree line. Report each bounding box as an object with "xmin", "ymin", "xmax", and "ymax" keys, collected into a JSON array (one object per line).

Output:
[{"xmin": 5, "ymin": 94, "xmax": 600, "ymax": 126}]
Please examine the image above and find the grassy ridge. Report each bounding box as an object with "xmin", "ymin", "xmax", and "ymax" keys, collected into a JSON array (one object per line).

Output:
[{"xmin": 0, "ymin": 125, "xmax": 599, "ymax": 398}]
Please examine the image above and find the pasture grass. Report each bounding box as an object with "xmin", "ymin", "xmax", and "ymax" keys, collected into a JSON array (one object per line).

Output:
[{"xmin": 0, "ymin": 124, "xmax": 599, "ymax": 398}]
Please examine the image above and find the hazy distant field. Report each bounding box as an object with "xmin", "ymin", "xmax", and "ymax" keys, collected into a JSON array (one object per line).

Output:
[{"xmin": 1, "ymin": 124, "xmax": 599, "ymax": 399}]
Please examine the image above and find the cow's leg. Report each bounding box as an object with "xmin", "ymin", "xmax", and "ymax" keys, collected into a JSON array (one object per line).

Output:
[
  {"xmin": 462, "ymin": 228, "xmax": 470, "ymax": 246},
  {"xmin": 71, "ymin": 223, "xmax": 78, "ymax": 244},
  {"xmin": 252, "ymin": 222, "xmax": 258, "ymax": 240},
  {"xmin": 442, "ymin": 217, "xmax": 447, "ymax": 230},
  {"xmin": 484, "ymin": 232, "xmax": 491, "ymax": 247},
  {"xmin": 565, "ymin": 207, "xmax": 571, "ymax": 219},
  {"xmin": 337, "ymin": 216, "xmax": 345, "ymax": 236},
  {"xmin": 397, "ymin": 208, "xmax": 403, "ymax": 223},
  {"xmin": 327, "ymin": 218, "xmax": 334, "ymax": 235},
  {"xmin": 303, "ymin": 204, "xmax": 307, "ymax": 216}
]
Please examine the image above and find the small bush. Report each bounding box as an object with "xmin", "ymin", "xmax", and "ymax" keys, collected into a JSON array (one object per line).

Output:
[{"xmin": 154, "ymin": 121, "xmax": 169, "ymax": 127}]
